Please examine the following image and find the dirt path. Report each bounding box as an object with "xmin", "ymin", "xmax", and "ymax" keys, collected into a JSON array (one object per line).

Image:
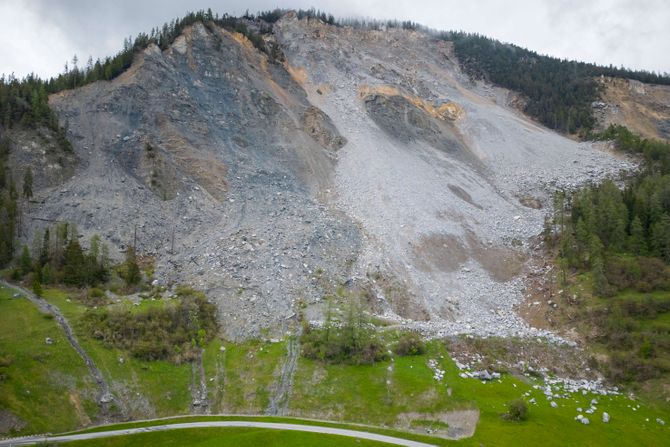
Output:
[
  {"xmin": 266, "ymin": 337, "xmax": 300, "ymax": 416},
  {"xmin": 0, "ymin": 420, "xmax": 437, "ymax": 447},
  {"xmin": 1, "ymin": 281, "xmax": 117, "ymax": 421}
]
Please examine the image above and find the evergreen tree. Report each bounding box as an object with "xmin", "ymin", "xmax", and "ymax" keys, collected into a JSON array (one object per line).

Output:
[
  {"xmin": 629, "ymin": 216, "xmax": 646, "ymax": 255},
  {"xmin": 591, "ymin": 254, "xmax": 608, "ymax": 297},
  {"xmin": 651, "ymin": 214, "xmax": 670, "ymax": 262},
  {"xmin": 20, "ymin": 245, "xmax": 32, "ymax": 275},
  {"xmin": 40, "ymin": 228, "xmax": 50, "ymax": 266},
  {"xmin": 123, "ymin": 245, "xmax": 141, "ymax": 286},
  {"xmin": 61, "ymin": 239, "xmax": 85, "ymax": 285}
]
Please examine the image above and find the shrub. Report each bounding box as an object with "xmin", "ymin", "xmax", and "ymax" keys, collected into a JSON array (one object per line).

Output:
[
  {"xmin": 81, "ymin": 288, "xmax": 218, "ymax": 363},
  {"xmin": 394, "ymin": 332, "xmax": 426, "ymax": 356},
  {"xmin": 504, "ymin": 399, "xmax": 528, "ymax": 421},
  {"xmin": 88, "ymin": 287, "xmax": 104, "ymax": 298}
]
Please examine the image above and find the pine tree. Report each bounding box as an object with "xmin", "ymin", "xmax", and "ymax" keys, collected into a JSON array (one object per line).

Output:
[
  {"xmin": 629, "ymin": 216, "xmax": 646, "ymax": 255},
  {"xmin": 61, "ymin": 239, "xmax": 85, "ymax": 285},
  {"xmin": 651, "ymin": 214, "xmax": 670, "ymax": 262},
  {"xmin": 123, "ymin": 245, "xmax": 141, "ymax": 287},
  {"xmin": 20, "ymin": 245, "xmax": 32, "ymax": 275}
]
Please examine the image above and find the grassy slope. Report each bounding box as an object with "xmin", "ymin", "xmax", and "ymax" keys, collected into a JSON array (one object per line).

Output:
[
  {"xmin": 41, "ymin": 289, "xmax": 194, "ymax": 418},
  {"xmin": 0, "ymin": 286, "xmax": 98, "ymax": 434},
  {"xmin": 2, "ymin": 285, "xmax": 669, "ymax": 445},
  {"xmin": 565, "ymin": 272, "xmax": 670, "ymax": 410},
  {"xmin": 212, "ymin": 339, "xmax": 286, "ymax": 414},
  {"xmin": 39, "ymin": 289, "xmax": 288, "ymax": 418},
  {"xmin": 290, "ymin": 342, "xmax": 468, "ymax": 425},
  {"xmin": 290, "ymin": 341, "xmax": 670, "ymax": 446}
]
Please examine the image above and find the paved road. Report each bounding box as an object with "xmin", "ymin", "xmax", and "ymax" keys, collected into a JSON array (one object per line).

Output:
[{"xmin": 0, "ymin": 421, "xmax": 437, "ymax": 446}]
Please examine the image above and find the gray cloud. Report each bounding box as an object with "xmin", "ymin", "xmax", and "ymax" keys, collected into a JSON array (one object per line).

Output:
[{"xmin": 1, "ymin": 0, "xmax": 669, "ymax": 78}]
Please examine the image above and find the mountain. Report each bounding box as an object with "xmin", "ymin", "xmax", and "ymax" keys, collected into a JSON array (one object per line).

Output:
[{"xmin": 5, "ymin": 11, "xmax": 650, "ymax": 340}]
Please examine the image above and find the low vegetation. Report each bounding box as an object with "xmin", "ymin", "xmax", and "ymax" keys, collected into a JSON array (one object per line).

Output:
[
  {"xmin": 393, "ymin": 331, "xmax": 426, "ymax": 356},
  {"xmin": 81, "ymin": 288, "xmax": 218, "ymax": 363},
  {"xmin": 504, "ymin": 399, "xmax": 528, "ymax": 422},
  {"xmin": 301, "ymin": 299, "xmax": 387, "ymax": 365}
]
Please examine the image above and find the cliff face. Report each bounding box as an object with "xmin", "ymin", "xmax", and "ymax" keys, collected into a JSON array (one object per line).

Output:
[{"xmin": 27, "ymin": 15, "xmax": 634, "ymax": 338}]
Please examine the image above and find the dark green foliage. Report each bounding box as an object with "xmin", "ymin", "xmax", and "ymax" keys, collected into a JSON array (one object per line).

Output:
[
  {"xmin": 60, "ymin": 239, "xmax": 86, "ymax": 285},
  {"xmin": 554, "ymin": 130, "xmax": 670, "ymax": 296},
  {"xmin": 82, "ymin": 288, "xmax": 218, "ymax": 363},
  {"xmin": 0, "ymin": 74, "xmax": 72, "ymax": 152},
  {"xmin": 0, "ymin": 138, "xmax": 17, "ymax": 267},
  {"xmin": 553, "ymin": 127, "xmax": 670, "ymax": 385},
  {"xmin": 504, "ymin": 399, "xmax": 528, "ymax": 421},
  {"xmin": 31, "ymin": 275, "xmax": 42, "ymax": 297},
  {"xmin": 393, "ymin": 332, "xmax": 426, "ymax": 356},
  {"xmin": 445, "ymin": 34, "xmax": 670, "ymax": 134},
  {"xmin": 16, "ymin": 223, "xmax": 108, "ymax": 287},
  {"xmin": 301, "ymin": 299, "xmax": 388, "ymax": 365},
  {"xmin": 597, "ymin": 125, "xmax": 670, "ymax": 173},
  {"xmin": 122, "ymin": 245, "xmax": 141, "ymax": 287},
  {"xmin": 19, "ymin": 245, "xmax": 32, "ymax": 276},
  {"xmin": 588, "ymin": 295, "xmax": 670, "ymax": 383}
]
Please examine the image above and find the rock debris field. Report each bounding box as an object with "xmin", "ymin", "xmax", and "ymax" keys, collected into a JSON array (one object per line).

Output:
[{"xmin": 24, "ymin": 15, "xmax": 635, "ymax": 340}]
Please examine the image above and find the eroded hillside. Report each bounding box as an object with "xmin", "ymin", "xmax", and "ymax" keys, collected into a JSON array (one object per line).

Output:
[
  {"xmin": 594, "ymin": 76, "xmax": 670, "ymax": 141},
  {"xmin": 25, "ymin": 14, "xmax": 636, "ymax": 339}
]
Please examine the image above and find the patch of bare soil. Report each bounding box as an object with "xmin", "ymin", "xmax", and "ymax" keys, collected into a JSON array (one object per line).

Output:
[
  {"xmin": 69, "ymin": 391, "xmax": 92, "ymax": 426},
  {"xmin": 397, "ymin": 409, "xmax": 479, "ymax": 439},
  {"xmin": 412, "ymin": 234, "xmax": 468, "ymax": 273},
  {"xmin": 467, "ymin": 233, "xmax": 526, "ymax": 282},
  {"xmin": 412, "ymin": 232, "xmax": 525, "ymax": 282},
  {"xmin": 596, "ymin": 77, "xmax": 670, "ymax": 141},
  {"xmin": 516, "ymin": 250, "xmax": 583, "ymax": 342}
]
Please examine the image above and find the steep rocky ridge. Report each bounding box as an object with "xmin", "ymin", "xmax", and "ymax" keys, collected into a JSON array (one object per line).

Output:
[{"xmin": 22, "ymin": 15, "xmax": 638, "ymax": 339}]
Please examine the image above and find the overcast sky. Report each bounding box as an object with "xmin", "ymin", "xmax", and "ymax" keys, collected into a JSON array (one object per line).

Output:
[{"xmin": 1, "ymin": 0, "xmax": 669, "ymax": 79}]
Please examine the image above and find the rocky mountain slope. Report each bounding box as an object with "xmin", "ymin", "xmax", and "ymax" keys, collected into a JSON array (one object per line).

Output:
[
  {"xmin": 24, "ymin": 13, "xmax": 636, "ymax": 339},
  {"xmin": 593, "ymin": 76, "xmax": 670, "ymax": 141}
]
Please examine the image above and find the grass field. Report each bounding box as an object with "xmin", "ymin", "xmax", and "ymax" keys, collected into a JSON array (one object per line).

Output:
[{"xmin": 203, "ymin": 338, "xmax": 286, "ymax": 414}]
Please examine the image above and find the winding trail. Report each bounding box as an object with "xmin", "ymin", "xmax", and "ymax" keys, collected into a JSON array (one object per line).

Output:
[
  {"xmin": 1, "ymin": 281, "xmax": 116, "ymax": 420},
  {"xmin": 266, "ymin": 337, "xmax": 300, "ymax": 416},
  {"xmin": 0, "ymin": 421, "xmax": 436, "ymax": 446}
]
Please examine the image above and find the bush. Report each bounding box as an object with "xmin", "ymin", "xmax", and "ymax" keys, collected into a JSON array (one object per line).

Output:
[
  {"xmin": 394, "ymin": 332, "xmax": 426, "ymax": 356},
  {"xmin": 88, "ymin": 287, "xmax": 104, "ymax": 298},
  {"xmin": 81, "ymin": 288, "xmax": 218, "ymax": 363},
  {"xmin": 301, "ymin": 325, "xmax": 388, "ymax": 365},
  {"xmin": 504, "ymin": 399, "xmax": 528, "ymax": 421}
]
